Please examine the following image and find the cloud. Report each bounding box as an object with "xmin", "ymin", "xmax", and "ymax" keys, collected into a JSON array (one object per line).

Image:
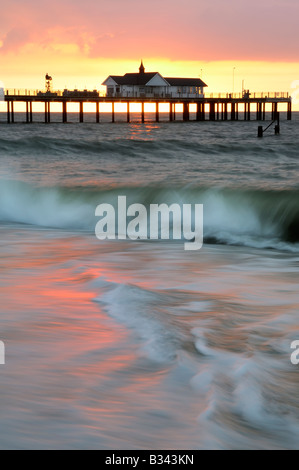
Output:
[
  {"xmin": 1, "ymin": 27, "xmax": 31, "ymax": 52},
  {"xmin": 0, "ymin": 0, "xmax": 298, "ymax": 62}
]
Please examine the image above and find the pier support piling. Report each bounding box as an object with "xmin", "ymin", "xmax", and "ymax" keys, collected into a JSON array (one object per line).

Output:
[
  {"xmin": 7, "ymin": 101, "xmax": 15, "ymax": 123},
  {"xmin": 271, "ymin": 102, "xmax": 278, "ymax": 121},
  {"xmin": 62, "ymin": 101, "xmax": 67, "ymax": 123},
  {"xmin": 231, "ymin": 102, "xmax": 236, "ymax": 121},
  {"xmin": 287, "ymin": 101, "xmax": 292, "ymax": 120},
  {"xmin": 169, "ymin": 103, "xmax": 173, "ymax": 122},
  {"xmin": 26, "ymin": 102, "xmax": 29, "ymax": 123},
  {"xmin": 112, "ymin": 102, "xmax": 115, "ymax": 123},
  {"xmin": 7, "ymin": 101, "xmax": 10, "ymax": 123},
  {"xmin": 183, "ymin": 102, "xmax": 189, "ymax": 121},
  {"xmin": 79, "ymin": 102, "xmax": 84, "ymax": 123},
  {"xmin": 256, "ymin": 102, "xmax": 262, "ymax": 121},
  {"xmin": 10, "ymin": 101, "xmax": 15, "ymax": 123},
  {"xmin": 224, "ymin": 103, "xmax": 228, "ymax": 120},
  {"xmin": 127, "ymin": 102, "xmax": 130, "ymax": 123},
  {"xmin": 45, "ymin": 102, "xmax": 50, "ymax": 123},
  {"xmin": 244, "ymin": 102, "xmax": 251, "ymax": 120},
  {"xmin": 196, "ymin": 102, "xmax": 204, "ymax": 121},
  {"xmin": 96, "ymin": 102, "xmax": 100, "ymax": 123},
  {"xmin": 3, "ymin": 94, "xmax": 292, "ymax": 125},
  {"xmin": 156, "ymin": 102, "xmax": 159, "ymax": 122},
  {"xmin": 11, "ymin": 101, "xmax": 14, "ymax": 123},
  {"xmin": 209, "ymin": 102, "xmax": 215, "ymax": 121}
]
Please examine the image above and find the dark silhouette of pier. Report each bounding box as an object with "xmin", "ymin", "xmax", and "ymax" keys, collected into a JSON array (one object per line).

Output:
[{"xmin": 3, "ymin": 89, "xmax": 292, "ymax": 123}]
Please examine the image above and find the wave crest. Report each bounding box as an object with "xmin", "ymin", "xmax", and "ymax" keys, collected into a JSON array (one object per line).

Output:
[{"xmin": 0, "ymin": 179, "xmax": 298, "ymax": 250}]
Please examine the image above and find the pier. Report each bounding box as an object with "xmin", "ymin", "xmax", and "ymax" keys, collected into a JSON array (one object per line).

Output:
[{"xmin": 3, "ymin": 90, "xmax": 292, "ymax": 123}]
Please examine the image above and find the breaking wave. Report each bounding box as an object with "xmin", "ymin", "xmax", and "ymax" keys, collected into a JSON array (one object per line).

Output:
[{"xmin": 0, "ymin": 179, "xmax": 298, "ymax": 251}]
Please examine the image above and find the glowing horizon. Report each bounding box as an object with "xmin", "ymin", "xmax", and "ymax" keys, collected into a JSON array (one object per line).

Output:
[{"xmin": 1, "ymin": 0, "xmax": 298, "ymax": 110}]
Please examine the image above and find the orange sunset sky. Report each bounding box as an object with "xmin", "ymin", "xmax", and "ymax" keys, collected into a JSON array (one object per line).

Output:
[{"xmin": 1, "ymin": 0, "xmax": 299, "ymax": 110}]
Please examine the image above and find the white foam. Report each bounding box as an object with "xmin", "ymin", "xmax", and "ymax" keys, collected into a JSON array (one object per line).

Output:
[
  {"xmin": 0, "ymin": 180, "xmax": 95, "ymax": 230},
  {"xmin": 95, "ymin": 280, "xmax": 179, "ymax": 363}
]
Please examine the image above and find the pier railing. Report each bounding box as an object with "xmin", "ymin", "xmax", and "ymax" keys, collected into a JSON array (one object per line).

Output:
[
  {"xmin": 4, "ymin": 89, "xmax": 290, "ymax": 100},
  {"xmin": 4, "ymin": 89, "xmax": 107, "ymax": 97},
  {"xmin": 205, "ymin": 92, "xmax": 290, "ymax": 99}
]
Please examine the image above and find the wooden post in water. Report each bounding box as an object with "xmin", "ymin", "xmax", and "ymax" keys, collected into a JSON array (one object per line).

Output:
[
  {"xmin": 271, "ymin": 103, "xmax": 275, "ymax": 121},
  {"xmin": 62, "ymin": 101, "xmax": 67, "ymax": 123},
  {"xmin": 258, "ymin": 126, "xmax": 263, "ymax": 137},
  {"xmin": 169, "ymin": 103, "xmax": 173, "ymax": 122},
  {"xmin": 79, "ymin": 101, "xmax": 84, "ymax": 123},
  {"xmin": 275, "ymin": 102, "xmax": 279, "ymax": 120},
  {"xmin": 224, "ymin": 102, "xmax": 228, "ymax": 120},
  {"xmin": 183, "ymin": 102, "xmax": 189, "ymax": 121},
  {"xmin": 209, "ymin": 102, "xmax": 215, "ymax": 121},
  {"xmin": 96, "ymin": 102, "xmax": 100, "ymax": 123},
  {"xmin": 26, "ymin": 102, "xmax": 29, "ymax": 123},
  {"xmin": 287, "ymin": 101, "xmax": 292, "ymax": 120},
  {"xmin": 45, "ymin": 102, "xmax": 50, "ymax": 123},
  {"xmin": 7, "ymin": 101, "xmax": 10, "ymax": 123},
  {"xmin": 202, "ymin": 103, "xmax": 205, "ymax": 121},
  {"xmin": 127, "ymin": 102, "xmax": 130, "ymax": 123},
  {"xmin": 141, "ymin": 101, "xmax": 145, "ymax": 123},
  {"xmin": 155, "ymin": 102, "xmax": 159, "ymax": 122},
  {"xmin": 11, "ymin": 101, "xmax": 14, "ymax": 123},
  {"xmin": 196, "ymin": 102, "xmax": 202, "ymax": 121},
  {"xmin": 112, "ymin": 102, "xmax": 115, "ymax": 123},
  {"xmin": 231, "ymin": 102, "xmax": 236, "ymax": 121},
  {"xmin": 275, "ymin": 111, "xmax": 280, "ymax": 134},
  {"xmin": 30, "ymin": 101, "xmax": 33, "ymax": 122}
]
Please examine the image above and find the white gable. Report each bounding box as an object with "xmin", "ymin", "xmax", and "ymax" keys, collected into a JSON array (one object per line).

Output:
[
  {"xmin": 102, "ymin": 76, "xmax": 118, "ymax": 86},
  {"xmin": 146, "ymin": 73, "xmax": 169, "ymax": 87}
]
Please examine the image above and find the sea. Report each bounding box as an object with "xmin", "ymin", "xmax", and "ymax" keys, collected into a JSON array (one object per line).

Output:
[{"xmin": 0, "ymin": 110, "xmax": 299, "ymax": 450}]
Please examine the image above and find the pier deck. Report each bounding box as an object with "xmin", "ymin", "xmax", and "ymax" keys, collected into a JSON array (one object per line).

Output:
[{"xmin": 3, "ymin": 90, "xmax": 292, "ymax": 123}]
